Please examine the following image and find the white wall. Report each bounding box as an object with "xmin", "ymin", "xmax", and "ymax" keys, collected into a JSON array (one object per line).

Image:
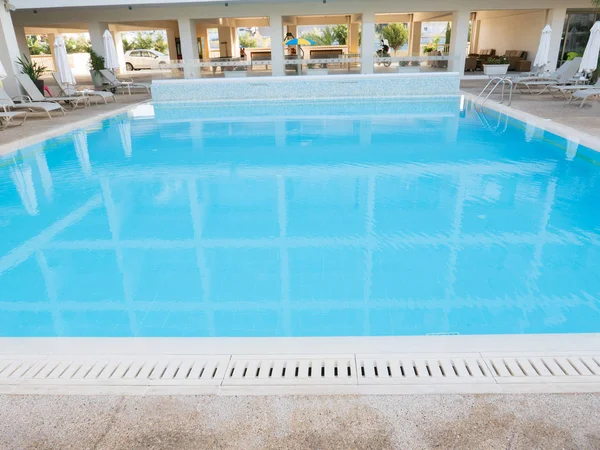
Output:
[{"xmin": 476, "ymin": 10, "xmax": 546, "ymax": 60}]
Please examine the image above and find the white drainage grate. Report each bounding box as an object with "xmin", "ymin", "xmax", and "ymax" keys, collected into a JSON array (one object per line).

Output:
[
  {"xmin": 0, "ymin": 357, "xmax": 230, "ymax": 386},
  {"xmin": 486, "ymin": 356, "xmax": 600, "ymax": 383},
  {"xmin": 357, "ymin": 355, "xmax": 493, "ymax": 385},
  {"xmin": 222, "ymin": 356, "xmax": 356, "ymax": 385}
]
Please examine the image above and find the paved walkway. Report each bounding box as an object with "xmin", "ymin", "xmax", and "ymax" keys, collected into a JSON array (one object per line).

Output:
[{"xmin": 0, "ymin": 394, "xmax": 598, "ymax": 449}]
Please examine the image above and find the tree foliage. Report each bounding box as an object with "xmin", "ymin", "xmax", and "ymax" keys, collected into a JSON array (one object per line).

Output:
[
  {"xmin": 300, "ymin": 25, "xmax": 347, "ymax": 45},
  {"xmin": 238, "ymin": 32, "xmax": 258, "ymax": 48},
  {"xmin": 26, "ymin": 35, "xmax": 50, "ymax": 55},
  {"xmin": 122, "ymin": 31, "xmax": 169, "ymax": 53},
  {"xmin": 64, "ymin": 35, "xmax": 91, "ymax": 53},
  {"xmin": 380, "ymin": 23, "xmax": 409, "ymax": 52}
]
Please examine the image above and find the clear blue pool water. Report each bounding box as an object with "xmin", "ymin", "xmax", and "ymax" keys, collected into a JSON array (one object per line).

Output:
[{"xmin": 1, "ymin": 97, "xmax": 600, "ymax": 337}]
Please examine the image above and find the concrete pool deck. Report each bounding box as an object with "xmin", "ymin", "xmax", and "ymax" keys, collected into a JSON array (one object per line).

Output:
[{"xmin": 1, "ymin": 393, "xmax": 599, "ymax": 449}]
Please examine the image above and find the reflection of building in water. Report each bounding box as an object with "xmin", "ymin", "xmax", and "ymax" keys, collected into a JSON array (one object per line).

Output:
[{"xmin": 73, "ymin": 130, "xmax": 92, "ymax": 176}]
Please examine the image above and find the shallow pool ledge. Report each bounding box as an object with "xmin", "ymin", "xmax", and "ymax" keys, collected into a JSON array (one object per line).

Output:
[{"xmin": 152, "ymin": 73, "xmax": 461, "ymax": 103}]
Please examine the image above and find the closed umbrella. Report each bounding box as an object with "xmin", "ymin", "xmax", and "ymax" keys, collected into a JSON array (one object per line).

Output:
[
  {"xmin": 533, "ymin": 25, "xmax": 552, "ymax": 71},
  {"xmin": 102, "ymin": 30, "xmax": 120, "ymax": 71},
  {"xmin": 580, "ymin": 21, "xmax": 600, "ymax": 74},
  {"xmin": 54, "ymin": 35, "xmax": 76, "ymax": 85},
  {"xmin": 0, "ymin": 58, "xmax": 6, "ymax": 80}
]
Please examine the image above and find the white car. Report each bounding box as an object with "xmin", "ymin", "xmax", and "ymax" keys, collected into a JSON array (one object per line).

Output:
[{"xmin": 124, "ymin": 49, "xmax": 170, "ymax": 71}]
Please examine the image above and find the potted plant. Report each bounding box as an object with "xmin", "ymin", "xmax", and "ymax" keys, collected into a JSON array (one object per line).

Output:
[
  {"xmin": 16, "ymin": 54, "xmax": 47, "ymax": 95},
  {"xmin": 396, "ymin": 60, "xmax": 420, "ymax": 73},
  {"xmin": 483, "ymin": 56, "xmax": 510, "ymax": 76},
  {"xmin": 89, "ymin": 48, "xmax": 105, "ymax": 88}
]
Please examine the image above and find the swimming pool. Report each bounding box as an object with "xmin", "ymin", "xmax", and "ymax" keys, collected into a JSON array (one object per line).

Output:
[{"xmin": 1, "ymin": 97, "xmax": 599, "ymax": 338}]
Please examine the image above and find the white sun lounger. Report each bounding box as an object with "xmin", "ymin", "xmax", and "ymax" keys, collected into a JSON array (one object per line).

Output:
[
  {"xmin": 0, "ymin": 87, "xmax": 65, "ymax": 119},
  {"xmin": 547, "ymin": 78, "xmax": 600, "ymax": 99},
  {"xmin": 569, "ymin": 88, "xmax": 600, "ymax": 108},
  {"xmin": 52, "ymin": 73, "xmax": 117, "ymax": 104},
  {"xmin": 100, "ymin": 70, "xmax": 150, "ymax": 95},
  {"xmin": 16, "ymin": 73, "xmax": 89, "ymax": 109},
  {"xmin": 514, "ymin": 58, "xmax": 582, "ymax": 94},
  {"xmin": 0, "ymin": 110, "xmax": 28, "ymax": 129}
]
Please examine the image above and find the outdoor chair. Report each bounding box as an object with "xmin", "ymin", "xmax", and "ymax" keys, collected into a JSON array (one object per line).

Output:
[
  {"xmin": 548, "ymin": 78, "xmax": 600, "ymax": 99},
  {"xmin": 513, "ymin": 58, "xmax": 582, "ymax": 94},
  {"xmin": 52, "ymin": 73, "xmax": 117, "ymax": 104},
  {"xmin": 0, "ymin": 110, "xmax": 28, "ymax": 129},
  {"xmin": 0, "ymin": 86, "xmax": 65, "ymax": 120},
  {"xmin": 569, "ymin": 88, "xmax": 600, "ymax": 108},
  {"xmin": 99, "ymin": 70, "xmax": 151, "ymax": 95},
  {"xmin": 16, "ymin": 73, "xmax": 88, "ymax": 109}
]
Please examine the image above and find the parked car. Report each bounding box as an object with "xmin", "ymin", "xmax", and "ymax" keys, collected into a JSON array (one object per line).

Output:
[{"xmin": 124, "ymin": 49, "xmax": 170, "ymax": 71}]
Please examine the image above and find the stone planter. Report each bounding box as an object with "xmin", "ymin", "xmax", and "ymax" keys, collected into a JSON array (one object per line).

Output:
[
  {"xmin": 224, "ymin": 71, "xmax": 248, "ymax": 78},
  {"xmin": 32, "ymin": 79, "xmax": 45, "ymax": 95},
  {"xmin": 90, "ymin": 70, "xmax": 104, "ymax": 89},
  {"xmin": 483, "ymin": 64, "xmax": 509, "ymax": 76}
]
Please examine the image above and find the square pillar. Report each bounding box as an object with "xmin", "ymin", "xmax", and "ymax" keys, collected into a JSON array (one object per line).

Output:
[
  {"xmin": 178, "ymin": 18, "xmax": 200, "ymax": 78},
  {"xmin": 410, "ymin": 21, "xmax": 422, "ymax": 56},
  {"xmin": 448, "ymin": 10, "xmax": 470, "ymax": 73},
  {"xmin": 0, "ymin": 9, "xmax": 23, "ymax": 97},
  {"xmin": 348, "ymin": 23, "xmax": 359, "ymax": 54},
  {"xmin": 13, "ymin": 24, "xmax": 29, "ymax": 59},
  {"xmin": 546, "ymin": 8, "xmax": 567, "ymax": 72},
  {"xmin": 47, "ymin": 33, "xmax": 57, "ymax": 72},
  {"xmin": 112, "ymin": 31, "xmax": 126, "ymax": 73},
  {"xmin": 217, "ymin": 26, "xmax": 234, "ymax": 58},
  {"xmin": 166, "ymin": 28, "xmax": 178, "ymax": 60},
  {"xmin": 269, "ymin": 15, "xmax": 284, "ymax": 76},
  {"xmin": 360, "ymin": 12, "xmax": 375, "ymax": 74},
  {"xmin": 88, "ymin": 22, "xmax": 109, "ymax": 59}
]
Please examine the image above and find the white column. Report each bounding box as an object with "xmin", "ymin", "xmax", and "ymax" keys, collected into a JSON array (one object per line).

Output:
[
  {"xmin": 47, "ymin": 33, "xmax": 57, "ymax": 72},
  {"xmin": 112, "ymin": 31, "xmax": 126, "ymax": 73},
  {"xmin": 269, "ymin": 15, "xmax": 284, "ymax": 76},
  {"xmin": 233, "ymin": 27, "xmax": 240, "ymax": 58},
  {"xmin": 449, "ymin": 10, "xmax": 470, "ymax": 73},
  {"xmin": 88, "ymin": 21, "xmax": 109, "ymax": 59},
  {"xmin": 360, "ymin": 12, "xmax": 375, "ymax": 74},
  {"xmin": 178, "ymin": 18, "xmax": 199, "ymax": 78},
  {"xmin": 546, "ymin": 8, "xmax": 567, "ymax": 72},
  {"xmin": 0, "ymin": 9, "xmax": 23, "ymax": 97},
  {"xmin": 13, "ymin": 24, "xmax": 29, "ymax": 59},
  {"xmin": 166, "ymin": 28, "xmax": 178, "ymax": 60},
  {"xmin": 410, "ymin": 21, "xmax": 422, "ymax": 56},
  {"xmin": 217, "ymin": 26, "xmax": 234, "ymax": 58},
  {"xmin": 348, "ymin": 23, "xmax": 359, "ymax": 54}
]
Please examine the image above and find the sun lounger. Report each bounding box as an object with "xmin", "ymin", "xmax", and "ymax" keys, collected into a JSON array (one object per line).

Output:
[
  {"xmin": 0, "ymin": 110, "xmax": 27, "ymax": 129},
  {"xmin": 547, "ymin": 78, "xmax": 600, "ymax": 99},
  {"xmin": 569, "ymin": 88, "xmax": 600, "ymax": 108},
  {"xmin": 0, "ymin": 87, "xmax": 65, "ymax": 119},
  {"xmin": 514, "ymin": 58, "xmax": 582, "ymax": 94},
  {"xmin": 52, "ymin": 73, "xmax": 117, "ymax": 104},
  {"xmin": 99, "ymin": 70, "xmax": 150, "ymax": 95},
  {"xmin": 16, "ymin": 73, "xmax": 89, "ymax": 109}
]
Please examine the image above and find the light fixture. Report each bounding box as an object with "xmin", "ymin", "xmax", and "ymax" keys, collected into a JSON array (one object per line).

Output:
[
  {"xmin": 128, "ymin": 5, "xmax": 132, "ymax": 10},
  {"xmin": 225, "ymin": 2, "xmax": 228, "ymax": 5},
  {"xmin": 4, "ymin": 0, "xmax": 16, "ymax": 12},
  {"xmin": 33, "ymin": 9, "xmax": 38, "ymax": 14}
]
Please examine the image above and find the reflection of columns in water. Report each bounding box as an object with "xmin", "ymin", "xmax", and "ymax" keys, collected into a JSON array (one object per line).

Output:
[
  {"xmin": 73, "ymin": 130, "xmax": 92, "ymax": 175},
  {"xmin": 10, "ymin": 163, "xmax": 38, "ymax": 216},
  {"xmin": 118, "ymin": 121, "xmax": 132, "ymax": 158},
  {"xmin": 566, "ymin": 137, "xmax": 579, "ymax": 161},
  {"xmin": 34, "ymin": 147, "xmax": 53, "ymax": 201},
  {"xmin": 444, "ymin": 110, "xmax": 460, "ymax": 143},
  {"xmin": 359, "ymin": 120, "xmax": 372, "ymax": 146},
  {"xmin": 190, "ymin": 121, "xmax": 204, "ymax": 148},
  {"xmin": 275, "ymin": 119, "xmax": 286, "ymax": 148}
]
